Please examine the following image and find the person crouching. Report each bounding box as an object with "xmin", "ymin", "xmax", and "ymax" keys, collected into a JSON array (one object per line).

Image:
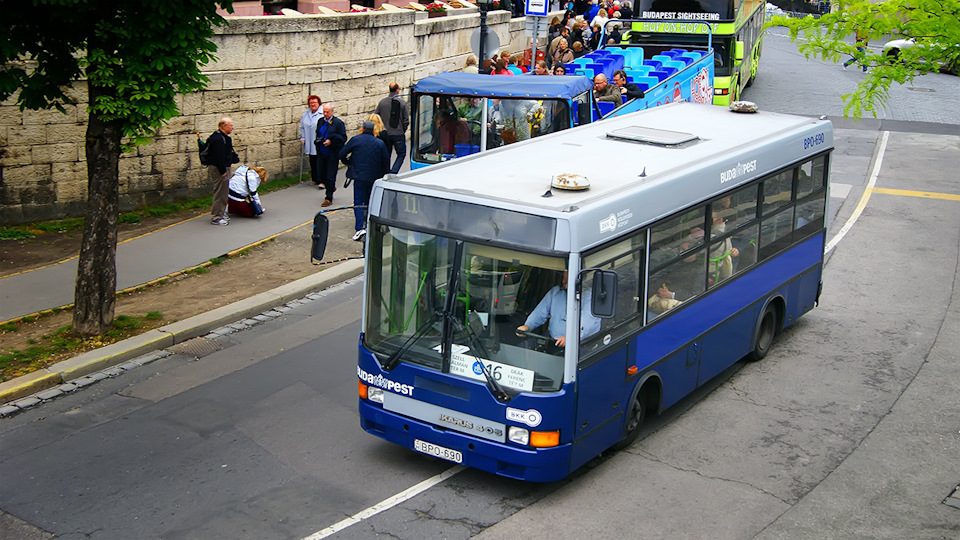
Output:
[{"xmin": 227, "ymin": 165, "xmax": 269, "ymax": 218}]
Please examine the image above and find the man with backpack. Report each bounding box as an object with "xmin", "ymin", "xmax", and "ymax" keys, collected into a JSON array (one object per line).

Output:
[
  {"xmin": 203, "ymin": 117, "xmax": 240, "ymax": 225},
  {"xmin": 373, "ymin": 82, "xmax": 410, "ymax": 174}
]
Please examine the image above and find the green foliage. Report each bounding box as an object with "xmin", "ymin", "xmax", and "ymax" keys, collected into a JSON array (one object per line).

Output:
[
  {"xmin": 1, "ymin": 0, "xmax": 235, "ymax": 150},
  {"xmin": 0, "ymin": 228, "xmax": 34, "ymax": 240},
  {"xmin": 771, "ymin": 0, "xmax": 960, "ymax": 118},
  {"xmin": 209, "ymin": 257, "xmax": 224, "ymax": 265}
]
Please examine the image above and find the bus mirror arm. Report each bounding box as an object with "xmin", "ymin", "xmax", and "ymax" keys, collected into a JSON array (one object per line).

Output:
[{"xmin": 310, "ymin": 205, "xmax": 368, "ymax": 265}]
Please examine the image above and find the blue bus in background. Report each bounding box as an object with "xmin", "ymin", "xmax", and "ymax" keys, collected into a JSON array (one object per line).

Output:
[
  {"xmin": 315, "ymin": 103, "xmax": 832, "ymax": 481},
  {"xmin": 409, "ymin": 27, "xmax": 714, "ymax": 170}
]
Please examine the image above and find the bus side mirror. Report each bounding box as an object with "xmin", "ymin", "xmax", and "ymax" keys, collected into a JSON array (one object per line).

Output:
[
  {"xmin": 311, "ymin": 211, "xmax": 329, "ymax": 262},
  {"xmin": 591, "ymin": 270, "xmax": 618, "ymax": 318},
  {"xmin": 735, "ymin": 41, "xmax": 745, "ymax": 61}
]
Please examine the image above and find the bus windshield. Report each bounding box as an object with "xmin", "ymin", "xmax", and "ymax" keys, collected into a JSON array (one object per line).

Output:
[
  {"xmin": 412, "ymin": 94, "xmax": 575, "ymax": 165},
  {"xmin": 364, "ymin": 223, "xmax": 570, "ymax": 393}
]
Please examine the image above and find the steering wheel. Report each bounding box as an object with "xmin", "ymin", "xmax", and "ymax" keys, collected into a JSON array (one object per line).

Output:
[{"xmin": 516, "ymin": 329, "xmax": 552, "ymax": 343}]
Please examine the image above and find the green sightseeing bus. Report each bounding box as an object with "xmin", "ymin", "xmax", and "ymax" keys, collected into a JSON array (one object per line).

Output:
[{"xmin": 618, "ymin": 0, "xmax": 765, "ymax": 105}]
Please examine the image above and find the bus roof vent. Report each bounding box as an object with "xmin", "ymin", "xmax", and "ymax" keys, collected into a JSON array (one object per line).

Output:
[{"xmin": 607, "ymin": 125, "xmax": 699, "ymax": 146}]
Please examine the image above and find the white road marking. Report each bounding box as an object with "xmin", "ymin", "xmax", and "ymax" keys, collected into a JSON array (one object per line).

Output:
[
  {"xmin": 825, "ymin": 131, "xmax": 889, "ymax": 254},
  {"xmin": 302, "ymin": 465, "xmax": 466, "ymax": 539}
]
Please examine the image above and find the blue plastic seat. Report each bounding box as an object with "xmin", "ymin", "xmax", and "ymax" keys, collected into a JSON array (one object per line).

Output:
[
  {"xmin": 575, "ymin": 68, "xmax": 595, "ymax": 78},
  {"xmin": 597, "ymin": 101, "xmax": 616, "ymax": 117},
  {"xmin": 651, "ymin": 54, "xmax": 674, "ymax": 65},
  {"xmin": 625, "ymin": 67, "xmax": 652, "ymax": 79},
  {"xmin": 681, "ymin": 51, "xmax": 703, "ymax": 62},
  {"xmin": 642, "ymin": 59, "xmax": 662, "ymax": 70},
  {"xmin": 586, "ymin": 63, "xmax": 606, "ymax": 77},
  {"xmin": 564, "ymin": 63, "xmax": 580, "ymax": 74},
  {"xmin": 662, "ymin": 60, "xmax": 686, "ymax": 71},
  {"xmin": 673, "ymin": 56, "xmax": 694, "ymax": 66},
  {"xmin": 660, "ymin": 66, "xmax": 678, "ymax": 77},
  {"xmin": 649, "ymin": 69, "xmax": 669, "ymax": 81},
  {"xmin": 636, "ymin": 75, "xmax": 659, "ymax": 91},
  {"xmin": 661, "ymin": 51, "xmax": 681, "ymax": 60}
]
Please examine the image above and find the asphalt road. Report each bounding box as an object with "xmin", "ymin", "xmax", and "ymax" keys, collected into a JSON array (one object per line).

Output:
[{"xmin": 2, "ymin": 28, "xmax": 959, "ymax": 539}]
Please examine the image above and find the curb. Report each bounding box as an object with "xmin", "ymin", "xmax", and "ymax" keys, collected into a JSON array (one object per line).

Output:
[{"xmin": 0, "ymin": 259, "xmax": 364, "ymax": 406}]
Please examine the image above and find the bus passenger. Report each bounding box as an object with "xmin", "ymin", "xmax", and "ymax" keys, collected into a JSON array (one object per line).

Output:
[
  {"xmin": 593, "ymin": 74, "xmax": 623, "ymax": 107},
  {"xmin": 516, "ymin": 271, "xmax": 600, "ymax": 351}
]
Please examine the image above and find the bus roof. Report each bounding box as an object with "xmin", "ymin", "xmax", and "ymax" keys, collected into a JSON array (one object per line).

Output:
[
  {"xmin": 375, "ymin": 102, "xmax": 833, "ymax": 252},
  {"xmin": 412, "ymin": 72, "xmax": 594, "ymax": 99}
]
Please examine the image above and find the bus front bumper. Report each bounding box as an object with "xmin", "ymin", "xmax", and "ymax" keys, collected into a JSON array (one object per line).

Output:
[{"xmin": 359, "ymin": 399, "xmax": 573, "ymax": 482}]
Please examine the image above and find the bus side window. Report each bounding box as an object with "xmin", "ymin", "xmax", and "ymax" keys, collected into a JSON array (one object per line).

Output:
[{"xmin": 580, "ymin": 233, "xmax": 645, "ymax": 357}]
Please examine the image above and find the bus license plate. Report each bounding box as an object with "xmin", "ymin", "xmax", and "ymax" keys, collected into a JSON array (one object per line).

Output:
[{"xmin": 414, "ymin": 439, "xmax": 463, "ymax": 464}]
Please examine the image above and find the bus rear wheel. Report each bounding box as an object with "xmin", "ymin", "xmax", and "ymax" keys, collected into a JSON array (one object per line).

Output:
[
  {"xmin": 747, "ymin": 304, "xmax": 777, "ymax": 361},
  {"xmin": 612, "ymin": 389, "xmax": 646, "ymax": 451}
]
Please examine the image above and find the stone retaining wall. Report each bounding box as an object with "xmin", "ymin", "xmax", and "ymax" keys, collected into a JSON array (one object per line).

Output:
[{"xmin": 0, "ymin": 9, "xmax": 554, "ymax": 224}]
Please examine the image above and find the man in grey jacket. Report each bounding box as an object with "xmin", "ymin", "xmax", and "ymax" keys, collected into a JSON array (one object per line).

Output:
[{"xmin": 373, "ymin": 82, "xmax": 410, "ymax": 174}]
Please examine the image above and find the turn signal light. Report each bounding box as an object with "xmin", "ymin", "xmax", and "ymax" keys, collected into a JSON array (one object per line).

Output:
[
  {"xmin": 627, "ymin": 365, "xmax": 638, "ymax": 375},
  {"xmin": 358, "ymin": 380, "xmax": 368, "ymax": 400},
  {"xmin": 530, "ymin": 430, "xmax": 560, "ymax": 448}
]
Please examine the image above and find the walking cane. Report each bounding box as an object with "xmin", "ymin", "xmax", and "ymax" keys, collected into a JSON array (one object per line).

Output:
[{"xmin": 299, "ymin": 142, "xmax": 305, "ymax": 184}]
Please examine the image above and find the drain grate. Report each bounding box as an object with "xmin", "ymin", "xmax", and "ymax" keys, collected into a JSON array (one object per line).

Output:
[
  {"xmin": 944, "ymin": 484, "xmax": 960, "ymax": 510},
  {"xmin": 167, "ymin": 336, "xmax": 223, "ymax": 358}
]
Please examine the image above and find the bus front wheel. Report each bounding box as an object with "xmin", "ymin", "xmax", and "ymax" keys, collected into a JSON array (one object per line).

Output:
[
  {"xmin": 612, "ymin": 388, "xmax": 646, "ymax": 451},
  {"xmin": 747, "ymin": 303, "xmax": 778, "ymax": 362}
]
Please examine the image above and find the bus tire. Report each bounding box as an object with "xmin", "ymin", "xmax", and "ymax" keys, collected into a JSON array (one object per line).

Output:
[
  {"xmin": 747, "ymin": 302, "xmax": 778, "ymax": 362},
  {"xmin": 612, "ymin": 386, "xmax": 647, "ymax": 451}
]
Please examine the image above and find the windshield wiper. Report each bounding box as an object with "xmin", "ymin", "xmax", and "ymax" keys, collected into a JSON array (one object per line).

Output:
[
  {"xmin": 380, "ymin": 310, "xmax": 441, "ymax": 371},
  {"xmin": 449, "ymin": 311, "xmax": 514, "ymax": 402}
]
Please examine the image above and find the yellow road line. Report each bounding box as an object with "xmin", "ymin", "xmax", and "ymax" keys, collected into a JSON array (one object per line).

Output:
[{"xmin": 869, "ymin": 187, "xmax": 960, "ymax": 202}]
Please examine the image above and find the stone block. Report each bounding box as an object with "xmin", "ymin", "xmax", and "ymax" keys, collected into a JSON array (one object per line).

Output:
[
  {"xmin": 181, "ymin": 93, "xmax": 203, "ymax": 116},
  {"xmin": 155, "ymin": 152, "xmax": 191, "ymax": 174},
  {"xmin": 45, "ymin": 123, "xmax": 87, "ymax": 144},
  {"xmin": 239, "ymin": 87, "xmax": 268, "ymax": 110},
  {"xmin": 264, "ymin": 68, "xmax": 288, "ymax": 87},
  {"xmin": 0, "ymin": 106, "xmax": 24, "ymax": 127},
  {"xmin": 32, "ymin": 143, "xmax": 80, "ymax": 164},
  {"xmin": 22, "ymin": 106, "xmax": 78, "ymax": 125},
  {"xmin": 247, "ymin": 143, "xmax": 283, "ymax": 162},
  {"xmin": 251, "ymin": 107, "xmax": 285, "ymax": 127},
  {"xmin": 118, "ymin": 155, "xmax": 152, "ymax": 178},
  {"xmin": 8, "ymin": 124, "xmax": 47, "ymax": 145},
  {"xmin": 2, "ymin": 145, "xmax": 32, "ymax": 166},
  {"xmin": 55, "ymin": 176, "xmax": 88, "ymax": 203},
  {"xmin": 160, "ymin": 116, "xmax": 196, "ymax": 136},
  {"xmin": 202, "ymin": 91, "xmax": 241, "ymax": 115}
]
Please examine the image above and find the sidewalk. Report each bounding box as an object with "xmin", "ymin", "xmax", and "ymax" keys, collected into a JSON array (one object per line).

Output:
[{"xmin": 0, "ymin": 177, "xmax": 348, "ymax": 323}]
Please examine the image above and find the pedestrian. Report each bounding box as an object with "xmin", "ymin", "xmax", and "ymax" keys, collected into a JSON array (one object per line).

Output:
[
  {"xmin": 315, "ymin": 103, "xmax": 347, "ymax": 207},
  {"xmin": 205, "ymin": 117, "xmax": 240, "ymax": 225},
  {"xmin": 299, "ymin": 95, "xmax": 322, "ymax": 186},
  {"xmin": 373, "ymin": 82, "xmax": 410, "ymax": 174},
  {"xmin": 463, "ymin": 54, "xmax": 479, "ymax": 74},
  {"xmin": 339, "ymin": 120, "xmax": 389, "ymax": 241},
  {"xmin": 843, "ymin": 28, "xmax": 869, "ymax": 72},
  {"xmin": 226, "ymin": 165, "xmax": 269, "ymax": 218}
]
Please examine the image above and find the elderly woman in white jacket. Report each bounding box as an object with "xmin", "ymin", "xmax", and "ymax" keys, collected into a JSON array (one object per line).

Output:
[{"xmin": 227, "ymin": 165, "xmax": 269, "ymax": 218}]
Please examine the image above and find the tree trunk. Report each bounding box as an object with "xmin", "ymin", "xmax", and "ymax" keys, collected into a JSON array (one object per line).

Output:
[{"xmin": 72, "ymin": 82, "xmax": 123, "ymax": 336}]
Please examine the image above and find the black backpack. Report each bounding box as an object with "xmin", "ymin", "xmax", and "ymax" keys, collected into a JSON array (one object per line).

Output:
[{"xmin": 197, "ymin": 133, "xmax": 213, "ymax": 165}]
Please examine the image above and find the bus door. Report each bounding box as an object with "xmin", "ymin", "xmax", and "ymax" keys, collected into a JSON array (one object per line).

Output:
[{"xmin": 572, "ymin": 345, "xmax": 630, "ymax": 468}]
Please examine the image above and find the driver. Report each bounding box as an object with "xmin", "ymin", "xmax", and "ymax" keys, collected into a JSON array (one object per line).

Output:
[{"xmin": 516, "ymin": 271, "xmax": 601, "ymax": 349}]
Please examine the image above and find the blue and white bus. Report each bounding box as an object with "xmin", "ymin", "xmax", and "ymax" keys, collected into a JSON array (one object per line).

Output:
[{"xmin": 323, "ymin": 102, "xmax": 831, "ymax": 481}]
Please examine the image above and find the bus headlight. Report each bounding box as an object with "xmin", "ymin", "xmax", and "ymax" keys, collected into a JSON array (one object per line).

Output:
[
  {"xmin": 508, "ymin": 426, "xmax": 529, "ymax": 445},
  {"xmin": 367, "ymin": 385, "xmax": 384, "ymax": 404}
]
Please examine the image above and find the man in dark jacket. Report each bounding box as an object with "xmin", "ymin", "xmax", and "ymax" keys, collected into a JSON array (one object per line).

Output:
[
  {"xmin": 613, "ymin": 69, "xmax": 645, "ymax": 100},
  {"xmin": 373, "ymin": 82, "xmax": 410, "ymax": 174},
  {"xmin": 315, "ymin": 103, "xmax": 347, "ymax": 207},
  {"xmin": 206, "ymin": 117, "xmax": 240, "ymax": 225},
  {"xmin": 339, "ymin": 120, "xmax": 389, "ymax": 241}
]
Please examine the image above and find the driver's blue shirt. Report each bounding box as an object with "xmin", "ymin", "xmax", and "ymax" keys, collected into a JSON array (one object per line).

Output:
[{"xmin": 524, "ymin": 286, "xmax": 601, "ymax": 340}]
